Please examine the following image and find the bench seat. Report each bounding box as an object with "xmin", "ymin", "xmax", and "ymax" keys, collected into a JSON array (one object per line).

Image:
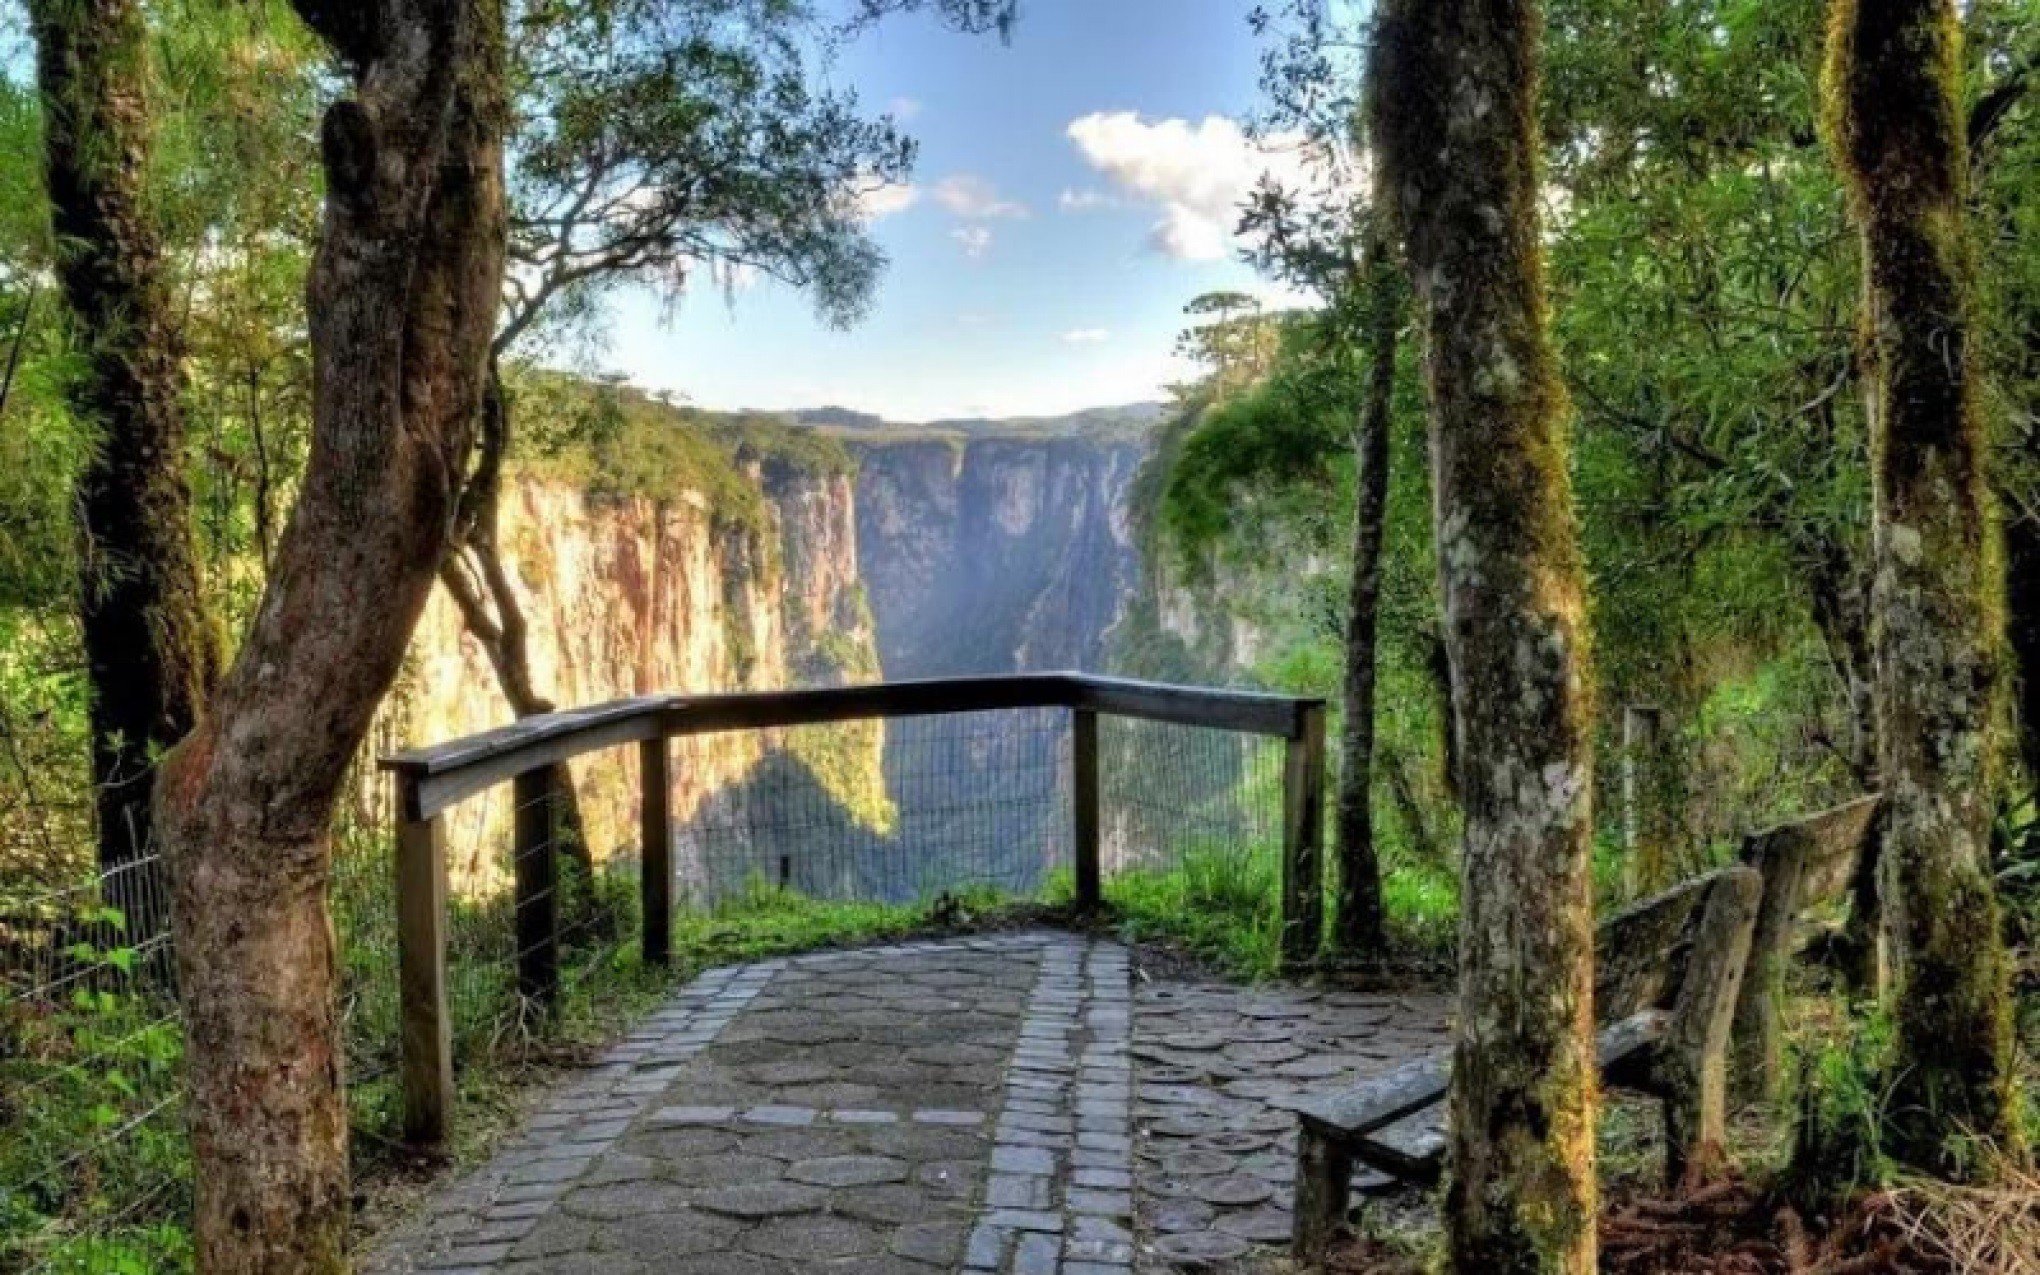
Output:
[
  {"xmin": 1295, "ymin": 1011, "xmax": 1669, "ymax": 1186},
  {"xmin": 1293, "ymin": 867, "xmax": 1762, "ymax": 1264}
]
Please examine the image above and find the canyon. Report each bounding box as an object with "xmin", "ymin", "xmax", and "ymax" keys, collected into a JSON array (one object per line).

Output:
[{"xmin": 370, "ymin": 399, "xmax": 1163, "ymax": 899}]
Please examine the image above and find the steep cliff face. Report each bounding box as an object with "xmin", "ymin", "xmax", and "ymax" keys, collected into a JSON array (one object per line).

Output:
[
  {"xmin": 375, "ymin": 463, "xmax": 886, "ymax": 888},
  {"xmin": 372, "ymin": 401, "xmax": 1162, "ymax": 902},
  {"xmin": 852, "ymin": 437, "xmax": 1145, "ymax": 678}
]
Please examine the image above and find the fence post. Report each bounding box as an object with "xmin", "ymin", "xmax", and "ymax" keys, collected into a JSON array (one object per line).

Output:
[
  {"xmin": 514, "ymin": 765, "xmax": 560, "ymax": 1005},
  {"xmin": 395, "ymin": 779, "xmax": 453, "ymax": 1150},
  {"xmin": 1281, "ymin": 702, "xmax": 1328, "ymax": 972},
  {"xmin": 640, "ymin": 736, "xmax": 672, "ymax": 968},
  {"xmin": 1072, "ymin": 707, "xmax": 1101, "ymax": 911}
]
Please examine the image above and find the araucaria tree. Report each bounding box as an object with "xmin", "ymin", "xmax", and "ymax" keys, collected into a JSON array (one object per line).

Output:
[
  {"xmin": 155, "ymin": 0, "xmax": 507, "ymax": 1266},
  {"xmin": 1373, "ymin": 0, "xmax": 1600, "ymax": 1269},
  {"xmin": 1825, "ymin": 0, "xmax": 2023, "ymax": 1170},
  {"xmin": 29, "ymin": 0, "xmax": 219, "ymax": 936}
]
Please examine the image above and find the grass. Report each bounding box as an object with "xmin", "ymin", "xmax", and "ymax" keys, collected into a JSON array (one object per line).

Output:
[
  {"xmin": 1101, "ymin": 835, "xmax": 1462, "ymax": 980},
  {"xmin": 1106, "ymin": 838, "xmax": 1288, "ymax": 977}
]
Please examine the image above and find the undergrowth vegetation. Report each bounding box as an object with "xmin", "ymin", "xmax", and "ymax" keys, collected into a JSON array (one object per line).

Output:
[{"xmin": 1104, "ymin": 836, "xmax": 1460, "ymax": 980}]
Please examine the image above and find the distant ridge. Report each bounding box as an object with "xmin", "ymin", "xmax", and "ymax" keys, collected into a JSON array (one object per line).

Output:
[
  {"xmin": 787, "ymin": 401, "xmax": 1167, "ymax": 442},
  {"xmin": 787, "ymin": 406, "xmax": 888, "ymax": 431}
]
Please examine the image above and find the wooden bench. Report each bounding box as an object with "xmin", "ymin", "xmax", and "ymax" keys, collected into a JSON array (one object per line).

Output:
[
  {"xmin": 1731, "ymin": 794, "xmax": 1882, "ymax": 1097},
  {"xmin": 1290, "ymin": 865, "xmax": 1764, "ymax": 1261}
]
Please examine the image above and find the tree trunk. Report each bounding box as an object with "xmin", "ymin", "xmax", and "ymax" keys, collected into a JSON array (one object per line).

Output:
[
  {"xmin": 1333, "ymin": 232, "xmax": 1401, "ymax": 956},
  {"xmin": 1373, "ymin": 2, "xmax": 1600, "ymax": 1270},
  {"xmin": 2005, "ymin": 506, "xmax": 2040, "ymax": 784},
  {"xmin": 1807, "ymin": 535, "xmax": 1879, "ymax": 789},
  {"xmin": 30, "ymin": 0, "xmax": 220, "ymax": 949},
  {"xmin": 1621, "ymin": 704, "xmax": 1683, "ymax": 895},
  {"xmin": 1826, "ymin": 0, "xmax": 2022, "ymax": 1172},
  {"xmin": 1382, "ymin": 742, "xmax": 1446, "ymax": 866},
  {"xmin": 155, "ymin": 1, "xmax": 508, "ymax": 1267}
]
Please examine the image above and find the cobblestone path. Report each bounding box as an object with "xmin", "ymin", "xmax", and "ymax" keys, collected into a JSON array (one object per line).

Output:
[
  {"xmin": 1127, "ymin": 978, "xmax": 1451, "ymax": 1269},
  {"xmin": 364, "ymin": 931, "xmax": 1449, "ymax": 1275}
]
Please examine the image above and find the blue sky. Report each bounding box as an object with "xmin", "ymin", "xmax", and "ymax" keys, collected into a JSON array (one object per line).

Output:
[{"xmin": 594, "ymin": 0, "xmax": 1311, "ymax": 421}]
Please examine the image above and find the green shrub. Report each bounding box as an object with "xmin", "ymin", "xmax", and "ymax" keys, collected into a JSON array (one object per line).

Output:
[{"xmin": 1783, "ymin": 1010, "xmax": 1896, "ymax": 1212}]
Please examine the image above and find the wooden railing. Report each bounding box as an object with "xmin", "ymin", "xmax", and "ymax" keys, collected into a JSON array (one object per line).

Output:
[{"xmin": 379, "ymin": 672, "xmax": 1327, "ymax": 1147}]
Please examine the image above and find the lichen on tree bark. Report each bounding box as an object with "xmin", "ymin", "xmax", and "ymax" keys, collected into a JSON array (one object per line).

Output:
[
  {"xmin": 1371, "ymin": 0, "xmax": 1600, "ymax": 1269},
  {"xmin": 1824, "ymin": 0, "xmax": 2023, "ymax": 1173}
]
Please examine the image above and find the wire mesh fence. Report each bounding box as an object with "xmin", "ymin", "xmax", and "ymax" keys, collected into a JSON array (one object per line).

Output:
[
  {"xmin": 0, "ymin": 694, "xmax": 1304, "ymax": 1271},
  {"xmin": 0, "ymin": 853, "xmax": 190, "ymax": 1274},
  {"xmin": 676, "ymin": 711, "xmax": 1073, "ymax": 906},
  {"xmin": 1093, "ymin": 714, "xmax": 1292, "ymax": 969},
  {"xmin": 1098, "ymin": 714, "xmax": 1285, "ymax": 879}
]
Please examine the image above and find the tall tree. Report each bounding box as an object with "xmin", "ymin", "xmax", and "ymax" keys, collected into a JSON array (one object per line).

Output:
[
  {"xmin": 1373, "ymin": 0, "xmax": 1600, "ymax": 1269},
  {"xmin": 1334, "ymin": 234, "xmax": 1399, "ymax": 953},
  {"xmin": 445, "ymin": 0, "xmax": 921, "ymax": 721},
  {"xmin": 29, "ymin": 0, "xmax": 220, "ymax": 940},
  {"xmin": 1825, "ymin": 0, "xmax": 2024, "ymax": 1170},
  {"xmin": 154, "ymin": 0, "xmax": 508, "ymax": 1266},
  {"xmin": 1243, "ymin": 0, "xmax": 1407, "ymax": 952},
  {"xmin": 438, "ymin": 0, "xmax": 920, "ymax": 889}
]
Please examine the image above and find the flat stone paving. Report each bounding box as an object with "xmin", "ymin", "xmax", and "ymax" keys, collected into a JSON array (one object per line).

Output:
[
  {"xmin": 1127, "ymin": 979, "xmax": 1451, "ymax": 1270},
  {"xmin": 364, "ymin": 931, "xmax": 1449, "ymax": 1275}
]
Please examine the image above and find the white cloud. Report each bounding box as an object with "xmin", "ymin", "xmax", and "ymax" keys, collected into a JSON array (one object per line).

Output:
[
  {"xmin": 1065, "ymin": 112, "xmax": 1318, "ymax": 261},
  {"xmin": 1061, "ymin": 328, "xmax": 1111, "ymax": 345},
  {"xmin": 950, "ymin": 226, "xmax": 994, "ymax": 259},
  {"xmin": 932, "ymin": 174, "xmax": 1030, "ymax": 220},
  {"xmin": 855, "ymin": 181, "xmax": 921, "ymax": 221},
  {"xmin": 889, "ymin": 96, "xmax": 923, "ymax": 121},
  {"xmin": 1057, "ymin": 188, "xmax": 1120, "ymax": 213}
]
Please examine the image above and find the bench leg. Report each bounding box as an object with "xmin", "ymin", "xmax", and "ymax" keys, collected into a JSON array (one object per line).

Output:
[
  {"xmin": 1293, "ymin": 1128, "xmax": 1353, "ymax": 1264},
  {"xmin": 1660, "ymin": 1075, "xmax": 1726, "ymax": 1192},
  {"xmin": 1661, "ymin": 867, "xmax": 1761, "ymax": 1190}
]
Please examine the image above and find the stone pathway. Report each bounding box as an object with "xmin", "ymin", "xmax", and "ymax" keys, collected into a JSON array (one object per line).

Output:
[
  {"xmin": 1127, "ymin": 978, "xmax": 1451, "ymax": 1270},
  {"xmin": 364, "ymin": 931, "xmax": 1449, "ymax": 1275}
]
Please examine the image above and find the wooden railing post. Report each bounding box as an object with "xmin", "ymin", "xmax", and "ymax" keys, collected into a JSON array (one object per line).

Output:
[
  {"xmin": 640, "ymin": 736, "xmax": 672, "ymax": 967},
  {"xmin": 1281, "ymin": 702, "xmax": 1328, "ymax": 972},
  {"xmin": 395, "ymin": 779, "xmax": 453, "ymax": 1149},
  {"xmin": 513, "ymin": 765, "xmax": 559, "ymax": 1005},
  {"xmin": 1072, "ymin": 708, "xmax": 1101, "ymax": 911}
]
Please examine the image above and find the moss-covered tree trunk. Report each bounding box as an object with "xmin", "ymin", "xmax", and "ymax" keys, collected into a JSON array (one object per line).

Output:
[
  {"xmin": 154, "ymin": 0, "xmax": 507, "ymax": 1266},
  {"xmin": 1825, "ymin": 0, "xmax": 2023, "ymax": 1173},
  {"xmin": 30, "ymin": 0, "xmax": 220, "ymax": 945},
  {"xmin": 1807, "ymin": 536, "xmax": 1879, "ymax": 789},
  {"xmin": 1372, "ymin": 2, "xmax": 1599, "ymax": 1269},
  {"xmin": 1334, "ymin": 229, "xmax": 1401, "ymax": 956},
  {"xmin": 2005, "ymin": 508, "xmax": 2040, "ymax": 783}
]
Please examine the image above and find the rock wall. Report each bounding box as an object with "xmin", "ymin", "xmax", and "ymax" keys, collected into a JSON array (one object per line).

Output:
[
  {"xmin": 369, "ymin": 423, "xmax": 1155, "ymax": 901},
  {"xmin": 852, "ymin": 437, "xmax": 1145, "ymax": 678},
  {"xmin": 371, "ymin": 465, "xmax": 886, "ymax": 893}
]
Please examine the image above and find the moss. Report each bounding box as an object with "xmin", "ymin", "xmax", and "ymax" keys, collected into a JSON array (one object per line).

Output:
[
  {"xmin": 1374, "ymin": 0, "xmax": 1602, "ymax": 1267},
  {"xmin": 1825, "ymin": 0, "xmax": 2025, "ymax": 1171}
]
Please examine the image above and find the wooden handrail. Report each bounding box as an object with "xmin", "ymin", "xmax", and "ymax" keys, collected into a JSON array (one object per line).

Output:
[
  {"xmin": 381, "ymin": 673, "xmax": 1318, "ymax": 820},
  {"xmin": 381, "ymin": 671, "xmax": 1327, "ymax": 1152}
]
